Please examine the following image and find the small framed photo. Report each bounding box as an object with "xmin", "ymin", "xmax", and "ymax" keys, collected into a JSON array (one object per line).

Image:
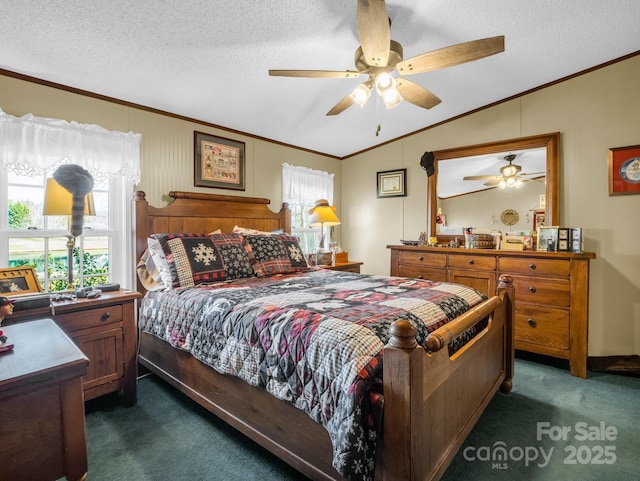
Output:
[
  {"xmin": 194, "ymin": 131, "xmax": 246, "ymax": 191},
  {"xmin": 0, "ymin": 267, "xmax": 43, "ymax": 295},
  {"xmin": 571, "ymin": 227, "xmax": 583, "ymax": 253},
  {"xmin": 377, "ymin": 169, "xmax": 407, "ymax": 198},
  {"xmin": 537, "ymin": 226, "xmax": 559, "ymax": 252},
  {"xmin": 557, "ymin": 228, "xmax": 570, "ymax": 251},
  {"xmin": 608, "ymin": 144, "xmax": 640, "ymax": 195}
]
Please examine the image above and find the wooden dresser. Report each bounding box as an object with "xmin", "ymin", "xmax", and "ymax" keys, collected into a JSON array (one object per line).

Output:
[
  {"xmin": 8, "ymin": 289, "xmax": 142, "ymax": 405},
  {"xmin": 388, "ymin": 245, "xmax": 596, "ymax": 378}
]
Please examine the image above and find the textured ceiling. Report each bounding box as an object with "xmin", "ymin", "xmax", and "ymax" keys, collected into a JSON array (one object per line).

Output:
[{"xmin": 0, "ymin": 1, "xmax": 639, "ymax": 158}]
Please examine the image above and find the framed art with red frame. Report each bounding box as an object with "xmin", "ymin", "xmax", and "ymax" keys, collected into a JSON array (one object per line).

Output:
[{"xmin": 608, "ymin": 144, "xmax": 640, "ymax": 195}]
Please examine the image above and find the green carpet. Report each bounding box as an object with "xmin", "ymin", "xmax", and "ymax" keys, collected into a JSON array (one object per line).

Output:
[{"xmin": 81, "ymin": 358, "xmax": 639, "ymax": 480}]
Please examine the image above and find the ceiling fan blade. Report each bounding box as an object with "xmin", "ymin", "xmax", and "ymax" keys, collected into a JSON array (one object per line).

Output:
[
  {"xmin": 463, "ymin": 175, "xmax": 499, "ymax": 181},
  {"xmin": 521, "ymin": 172, "xmax": 545, "ymax": 176},
  {"xmin": 484, "ymin": 179, "xmax": 502, "ymax": 186},
  {"xmin": 326, "ymin": 92, "xmax": 356, "ymax": 116},
  {"xmin": 396, "ymin": 78, "xmax": 441, "ymax": 109},
  {"xmin": 269, "ymin": 69, "xmax": 361, "ymax": 79},
  {"xmin": 357, "ymin": 0, "xmax": 391, "ymax": 67},
  {"xmin": 396, "ymin": 35, "xmax": 505, "ymax": 75}
]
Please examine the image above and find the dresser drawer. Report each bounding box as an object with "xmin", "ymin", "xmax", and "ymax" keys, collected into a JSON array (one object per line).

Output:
[
  {"xmin": 397, "ymin": 266, "xmax": 448, "ymax": 283},
  {"xmin": 499, "ymin": 257, "xmax": 570, "ymax": 277},
  {"xmin": 512, "ymin": 276, "xmax": 570, "ymax": 307},
  {"xmin": 397, "ymin": 251, "xmax": 447, "ymax": 268},
  {"xmin": 449, "ymin": 254, "xmax": 496, "ymax": 271},
  {"xmin": 54, "ymin": 305, "xmax": 123, "ymax": 331},
  {"xmin": 515, "ymin": 305, "xmax": 569, "ymax": 349}
]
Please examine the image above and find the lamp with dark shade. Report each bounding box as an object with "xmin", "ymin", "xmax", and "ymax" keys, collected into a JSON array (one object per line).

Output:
[
  {"xmin": 308, "ymin": 199, "xmax": 340, "ymax": 266},
  {"xmin": 43, "ymin": 178, "xmax": 96, "ymax": 291}
]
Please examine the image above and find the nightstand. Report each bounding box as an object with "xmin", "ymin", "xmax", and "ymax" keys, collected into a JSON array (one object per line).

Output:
[
  {"xmin": 324, "ymin": 261, "xmax": 363, "ymax": 273},
  {"xmin": 0, "ymin": 319, "xmax": 89, "ymax": 481},
  {"xmin": 8, "ymin": 289, "xmax": 142, "ymax": 406}
]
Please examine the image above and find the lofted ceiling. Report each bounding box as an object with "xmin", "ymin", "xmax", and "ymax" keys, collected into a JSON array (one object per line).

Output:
[{"xmin": 0, "ymin": 1, "xmax": 639, "ymax": 159}]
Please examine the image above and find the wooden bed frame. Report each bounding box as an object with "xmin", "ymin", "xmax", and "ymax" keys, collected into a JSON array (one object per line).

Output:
[{"xmin": 134, "ymin": 190, "xmax": 515, "ymax": 481}]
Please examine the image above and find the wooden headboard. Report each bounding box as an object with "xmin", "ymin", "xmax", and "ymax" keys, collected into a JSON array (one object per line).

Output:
[{"xmin": 134, "ymin": 190, "xmax": 291, "ymax": 293}]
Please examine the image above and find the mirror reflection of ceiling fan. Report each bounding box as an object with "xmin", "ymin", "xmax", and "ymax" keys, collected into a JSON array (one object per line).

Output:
[
  {"xmin": 269, "ymin": 0, "xmax": 505, "ymax": 116},
  {"xmin": 463, "ymin": 154, "xmax": 545, "ymax": 189}
]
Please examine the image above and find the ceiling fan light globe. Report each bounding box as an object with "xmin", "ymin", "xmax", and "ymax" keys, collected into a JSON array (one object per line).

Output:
[
  {"xmin": 350, "ymin": 84, "xmax": 372, "ymax": 107},
  {"xmin": 515, "ymin": 178, "xmax": 523, "ymax": 188},
  {"xmin": 502, "ymin": 165, "xmax": 518, "ymax": 177},
  {"xmin": 499, "ymin": 179, "xmax": 507, "ymax": 189},
  {"xmin": 374, "ymin": 72, "xmax": 395, "ymax": 95},
  {"xmin": 382, "ymin": 88, "xmax": 402, "ymax": 109}
]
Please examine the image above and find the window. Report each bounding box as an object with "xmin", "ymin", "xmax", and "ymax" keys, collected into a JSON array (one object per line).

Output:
[
  {"xmin": 2, "ymin": 170, "xmax": 114, "ymax": 291},
  {"xmin": 282, "ymin": 163, "xmax": 334, "ymax": 254},
  {"xmin": 0, "ymin": 109, "xmax": 140, "ymax": 292}
]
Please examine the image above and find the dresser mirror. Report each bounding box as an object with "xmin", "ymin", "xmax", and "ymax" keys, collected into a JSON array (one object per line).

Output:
[{"xmin": 427, "ymin": 132, "xmax": 560, "ymax": 240}]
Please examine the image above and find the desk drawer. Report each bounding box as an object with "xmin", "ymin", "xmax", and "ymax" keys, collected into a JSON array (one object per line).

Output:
[
  {"xmin": 54, "ymin": 305, "xmax": 123, "ymax": 331},
  {"xmin": 398, "ymin": 251, "xmax": 447, "ymax": 268},
  {"xmin": 512, "ymin": 276, "xmax": 570, "ymax": 307},
  {"xmin": 449, "ymin": 254, "xmax": 496, "ymax": 271},
  {"xmin": 499, "ymin": 257, "xmax": 570, "ymax": 277},
  {"xmin": 515, "ymin": 305, "xmax": 569, "ymax": 349}
]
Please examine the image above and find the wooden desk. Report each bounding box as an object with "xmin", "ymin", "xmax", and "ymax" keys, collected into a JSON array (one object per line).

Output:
[{"xmin": 0, "ymin": 319, "xmax": 89, "ymax": 481}]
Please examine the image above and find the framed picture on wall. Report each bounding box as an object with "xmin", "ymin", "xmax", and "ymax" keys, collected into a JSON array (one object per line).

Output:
[
  {"xmin": 608, "ymin": 144, "xmax": 640, "ymax": 195},
  {"xmin": 194, "ymin": 131, "xmax": 246, "ymax": 191},
  {"xmin": 377, "ymin": 169, "xmax": 407, "ymax": 198},
  {"xmin": 532, "ymin": 209, "xmax": 546, "ymax": 233}
]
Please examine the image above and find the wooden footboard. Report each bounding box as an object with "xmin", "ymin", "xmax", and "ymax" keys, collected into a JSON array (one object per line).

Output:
[{"xmin": 382, "ymin": 275, "xmax": 514, "ymax": 481}]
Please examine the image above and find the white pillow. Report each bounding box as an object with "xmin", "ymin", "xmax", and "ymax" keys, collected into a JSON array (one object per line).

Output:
[{"xmin": 136, "ymin": 245, "xmax": 166, "ymax": 291}]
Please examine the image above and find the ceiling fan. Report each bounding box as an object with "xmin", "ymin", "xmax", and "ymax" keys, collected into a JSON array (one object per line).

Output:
[
  {"xmin": 268, "ymin": 0, "xmax": 505, "ymax": 116},
  {"xmin": 463, "ymin": 154, "xmax": 545, "ymax": 189}
]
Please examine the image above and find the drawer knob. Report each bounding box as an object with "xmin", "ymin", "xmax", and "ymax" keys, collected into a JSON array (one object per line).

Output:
[
  {"xmin": 468, "ymin": 259, "xmax": 474, "ymax": 265},
  {"xmin": 100, "ymin": 312, "xmax": 111, "ymax": 322},
  {"xmin": 529, "ymin": 286, "xmax": 537, "ymax": 293},
  {"xmin": 418, "ymin": 256, "xmax": 424, "ymax": 261},
  {"xmin": 529, "ymin": 263, "xmax": 536, "ymax": 270},
  {"xmin": 418, "ymin": 275, "xmax": 424, "ymax": 279},
  {"xmin": 527, "ymin": 318, "xmax": 537, "ymax": 328}
]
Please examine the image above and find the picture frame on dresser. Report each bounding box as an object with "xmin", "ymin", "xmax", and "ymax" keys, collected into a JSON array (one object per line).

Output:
[
  {"xmin": 194, "ymin": 131, "xmax": 246, "ymax": 191},
  {"xmin": 537, "ymin": 226, "xmax": 559, "ymax": 252},
  {"xmin": 608, "ymin": 144, "xmax": 640, "ymax": 195},
  {"xmin": 557, "ymin": 228, "xmax": 570, "ymax": 251},
  {"xmin": 571, "ymin": 227, "xmax": 583, "ymax": 253},
  {"xmin": 0, "ymin": 266, "xmax": 42, "ymax": 295}
]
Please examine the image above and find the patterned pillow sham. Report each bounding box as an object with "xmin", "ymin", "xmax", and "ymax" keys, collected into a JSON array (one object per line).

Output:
[
  {"xmin": 243, "ymin": 234, "xmax": 309, "ymax": 277},
  {"xmin": 150, "ymin": 232, "xmax": 254, "ymax": 288}
]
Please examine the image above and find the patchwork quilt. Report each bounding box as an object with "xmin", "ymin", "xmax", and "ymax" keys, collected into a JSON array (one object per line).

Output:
[{"xmin": 138, "ymin": 269, "xmax": 487, "ymax": 481}]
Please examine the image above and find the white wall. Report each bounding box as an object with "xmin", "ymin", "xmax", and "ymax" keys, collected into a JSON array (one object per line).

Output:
[
  {"xmin": 2, "ymin": 55, "xmax": 639, "ymax": 357},
  {"xmin": 342, "ymin": 55, "xmax": 640, "ymax": 357}
]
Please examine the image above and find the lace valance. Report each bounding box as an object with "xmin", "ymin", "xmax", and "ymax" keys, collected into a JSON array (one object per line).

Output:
[{"xmin": 0, "ymin": 108, "xmax": 141, "ymax": 184}]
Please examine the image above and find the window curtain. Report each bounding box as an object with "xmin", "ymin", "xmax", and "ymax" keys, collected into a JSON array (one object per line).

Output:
[
  {"xmin": 0, "ymin": 108, "xmax": 141, "ymax": 182},
  {"xmin": 282, "ymin": 163, "xmax": 334, "ymax": 205}
]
